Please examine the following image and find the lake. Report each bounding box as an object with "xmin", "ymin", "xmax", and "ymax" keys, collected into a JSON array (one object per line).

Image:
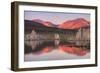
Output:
[{"xmin": 24, "ymin": 40, "xmax": 90, "ymax": 61}]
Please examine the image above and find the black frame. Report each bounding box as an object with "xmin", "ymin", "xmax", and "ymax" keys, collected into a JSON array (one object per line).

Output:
[{"xmin": 11, "ymin": 1, "xmax": 98, "ymax": 71}]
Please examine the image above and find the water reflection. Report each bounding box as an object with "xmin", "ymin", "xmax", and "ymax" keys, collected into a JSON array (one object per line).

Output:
[{"xmin": 24, "ymin": 40, "xmax": 90, "ymax": 61}]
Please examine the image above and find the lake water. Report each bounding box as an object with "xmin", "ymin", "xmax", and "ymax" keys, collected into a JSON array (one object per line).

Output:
[{"xmin": 24, "ymin": 40, "xmax": 90, "ymax": 61}]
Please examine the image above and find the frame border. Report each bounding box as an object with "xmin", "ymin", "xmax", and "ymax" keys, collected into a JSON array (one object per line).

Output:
[{"xmin": 11, "ymin": 1, "xmax": 98, "ymax": 71}]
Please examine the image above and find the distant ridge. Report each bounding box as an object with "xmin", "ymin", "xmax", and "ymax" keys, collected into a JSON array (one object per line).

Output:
[
  {"xmin": 59, "ymin": 18, "xmax": 90, "ymax": 29},
  {"xmin": 32, "ymin": 19, "xmax": 55, "ymax": 27}
]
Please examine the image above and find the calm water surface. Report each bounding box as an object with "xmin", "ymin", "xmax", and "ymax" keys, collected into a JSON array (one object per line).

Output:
[{"xmin": 24, "ymin": 40, "xmax": 90, "ymax": 61}]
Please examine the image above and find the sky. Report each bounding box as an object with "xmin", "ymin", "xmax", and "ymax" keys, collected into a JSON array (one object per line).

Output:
[{"xmin": 24, "ymin": 11, "xmax": 90, "ymax": 25}]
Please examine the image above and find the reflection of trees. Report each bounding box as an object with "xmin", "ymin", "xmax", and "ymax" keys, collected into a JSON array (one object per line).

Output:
[
  {"xmin": 25, "ymin": 40, "xmax": 44, "ymax": 50},
  {"xmin": 25, "ymin": 40, "xmax": 89, "ymax": 56}
]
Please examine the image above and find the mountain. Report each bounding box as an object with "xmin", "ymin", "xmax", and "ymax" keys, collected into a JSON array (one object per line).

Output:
[
  {"xmin": 32, "ymin": 19, "xmax": 55, "ymax": 27},
  {"xmin": 25, "ymin": 20, "xmax": 47, "ymax": 33},
  {"xmin": 42, "ymin": 21, "xmax": 55, "ymax": 27},
  {"xmin": 59, "ymin": 18, "xmax": 90, "ymax": 29},
  {"xmin": 25, "ymin": 18, "xmax": 90, "ymax": 33},
  {"xmin": 32, "ymin": 19, "xmax": 44, "ymax": 24}
]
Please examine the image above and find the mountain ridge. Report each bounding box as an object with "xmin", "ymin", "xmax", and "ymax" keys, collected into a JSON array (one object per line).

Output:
[{"xmin": 27, "ymin": 18, "xmax": 90, "ymax": 30}]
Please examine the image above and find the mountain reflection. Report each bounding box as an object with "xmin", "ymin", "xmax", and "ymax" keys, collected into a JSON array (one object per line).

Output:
[{"xmin": 25, "ymin": 40, "xmax": 89, "ymax": 56}]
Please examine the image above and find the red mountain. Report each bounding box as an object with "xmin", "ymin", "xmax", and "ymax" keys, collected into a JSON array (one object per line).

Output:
[
  {"xmin": 32, "ymin": 19, "xmax": 54, "ymax": 27},
  {"xmin": 32, "ymin": 19, "xmax": 43, "ymax": 23},
  {"xmin": 59, "ymin": 18, "xmax": 90, "ymax": 29}
]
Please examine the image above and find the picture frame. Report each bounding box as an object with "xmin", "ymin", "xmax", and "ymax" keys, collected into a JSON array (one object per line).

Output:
[{"xmin": 11, "ymin": 1, "xmax": 98, "ymax": 71}]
